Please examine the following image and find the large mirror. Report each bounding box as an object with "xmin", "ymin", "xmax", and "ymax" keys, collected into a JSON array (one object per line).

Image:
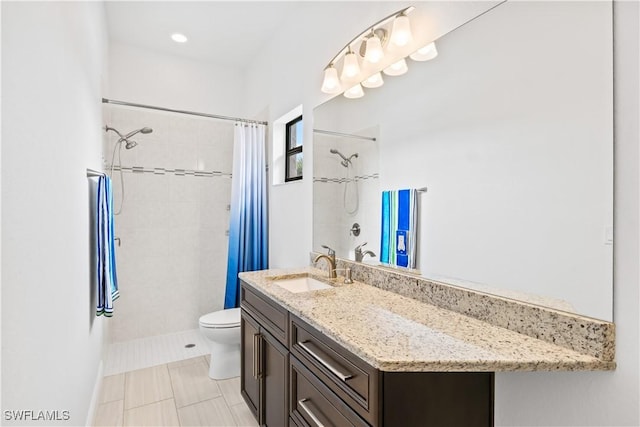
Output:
[{"xmin": 313, "ymin": 1, "xmax": 613, "ymax": 321}]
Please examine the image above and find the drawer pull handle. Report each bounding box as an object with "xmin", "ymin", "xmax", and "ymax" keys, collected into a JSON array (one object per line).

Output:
[
  {"xmin": 298, "ymin": 399, "xmax": 326, "ymax": 427},
  {"xmin": 253, "ymin": 333, "xmax": 260, "ymax": 379},
  {"xmin": 299, "ymin": 341, "xmax": 353, "ymax": 382}
]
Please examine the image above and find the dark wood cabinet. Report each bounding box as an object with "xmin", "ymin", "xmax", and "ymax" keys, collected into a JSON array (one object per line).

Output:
[
  {"xmin": 290, "ymin": 356, "xmax": 369, "ymax": 427},
  {"xmin": 290, "ymin": 316, "xmax": 379, "ymax": 425},
  {"xmin": 240, "ymin": 313, "xmax": 260, "ymax": 419},
  {"xmin": 262, "ymin": 328, "xmax": 289, "ymax": 427},
  {"xmin": 240, "ymin": 281, "xmax": 494, "ymax": 427},
  {"xmin": 290, "ymin": 314, "xmax": 494, "ymax": 427},
  {"xmin": 240, "ymin": 282, "xmax": 289, "ymax": 427}
]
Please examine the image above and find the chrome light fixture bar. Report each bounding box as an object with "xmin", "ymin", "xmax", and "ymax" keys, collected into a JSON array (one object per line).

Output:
[{"xmin": 321, "ymin": 5, "xmax": 439, "ymax": 99}]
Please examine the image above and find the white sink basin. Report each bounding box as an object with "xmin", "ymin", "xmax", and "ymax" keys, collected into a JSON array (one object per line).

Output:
[{"xmin": 271, "ymin": 276, "xmax": 333, "ymax": 293}]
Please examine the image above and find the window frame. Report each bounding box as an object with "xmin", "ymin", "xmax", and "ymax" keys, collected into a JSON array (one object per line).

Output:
[{"xmin": 284, "ymin": 115, "xmax": 303, "ymax": 182}]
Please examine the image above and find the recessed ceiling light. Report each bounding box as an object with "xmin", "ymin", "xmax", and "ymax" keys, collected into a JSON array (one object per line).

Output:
[{"xmin": 171, "ymin": 33, "xmax": 188, "ymax": 43}]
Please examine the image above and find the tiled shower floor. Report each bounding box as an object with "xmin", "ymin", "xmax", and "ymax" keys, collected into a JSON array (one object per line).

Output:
[{"xmin": 105, "ymin": 329, "xmax": 209, "ymax": 376}]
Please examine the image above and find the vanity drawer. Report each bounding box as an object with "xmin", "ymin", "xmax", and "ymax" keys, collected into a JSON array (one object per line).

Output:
[
  {"xmin": 241, "ymin": 281, "xmax": 289, "ymax": 346},
  {"xmin": 290, "ymin": 315, "xmax": 379, "ymax": 426},
  {"xmin": 290, "ymin": 356, "xmax": 369, "ymax": 427}
]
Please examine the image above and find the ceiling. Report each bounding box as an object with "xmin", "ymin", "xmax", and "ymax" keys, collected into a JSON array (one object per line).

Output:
[{"xmin": 105, "ymin": 2, "xmax": 303, "ymax": 67}]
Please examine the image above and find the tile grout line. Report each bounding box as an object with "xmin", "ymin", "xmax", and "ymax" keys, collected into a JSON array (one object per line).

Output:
[
  {"xmin": 170, "ymin": 360, "xmax": 224, "ymax": 411},
  {"xmin": 121, "ymin": 371, "xmax": 129, "ymax": 425},
  {"xmin": 165, "ymin": 363, "xmax": 181, "ymax": 425}
]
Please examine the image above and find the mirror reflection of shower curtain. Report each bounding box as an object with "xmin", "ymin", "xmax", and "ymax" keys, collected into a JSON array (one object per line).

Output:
[
  {"xmin": 343, "ymin": 165, "xmax": 358, "ymax": 215},
  {"xmin": 224, "ymin": 122, "xmax": 268, "ymax": 308}
]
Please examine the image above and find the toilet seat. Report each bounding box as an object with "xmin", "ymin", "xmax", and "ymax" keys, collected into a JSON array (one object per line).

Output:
[{"xmin": 199, "ymin": 307, "xmax": 241, "ymax": 328}]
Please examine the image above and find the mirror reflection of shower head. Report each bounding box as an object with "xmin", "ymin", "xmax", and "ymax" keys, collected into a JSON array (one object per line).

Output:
[
  {"xmin": 330, "ymin": 148, "xmax": 359, "ymax": 167},
  {"xmin": 123, "ymin": 127, "xmax": 153, "ymax": 140}
]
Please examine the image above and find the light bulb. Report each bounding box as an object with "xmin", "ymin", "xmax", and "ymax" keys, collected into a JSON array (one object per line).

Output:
[
  {"xmin": 344, "ymin": 83, "xmax": 364, "ymax": 99},
  {"xmin": 365, "ymin": 33, "xmax": 384, "ymax": 64},
  {"xmin": 171, "ymin": 33, "xmax": 188, "ymax": 43},
  {"xmin": 390, "ymin": 14, "xmax": 412, "ymax": 47},
  {"xmin": 341, "ymin": 50, "xmax": 361, "ymax": 81},
  {"xmin": 410, "ymin": 42, "xmax": 438, "ymax": 61},
  {"xmin": 321, "ymin": 65, "xmax": 341, "ymax": 94},
  {"xmin": 361, "ymin": 72, "xmax": 384, "ymax": 89},
  {"xmin": 383, "ymin": 58, "xmax": 408, "ymax": 76}
]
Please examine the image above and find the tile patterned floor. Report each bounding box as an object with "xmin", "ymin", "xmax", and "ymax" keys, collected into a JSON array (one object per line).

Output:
[{"xmin": 93, "ymin": 355, "xmax": 257, "ymax": 427}]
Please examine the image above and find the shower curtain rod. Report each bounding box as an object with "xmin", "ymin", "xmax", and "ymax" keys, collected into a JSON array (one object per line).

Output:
[
  {"xmin": 102, "ymin": 98, "xmax": 268, "ymax": 125},
  {"xmin": 313, "ymin": 129, "xmax": 377, "ymax": 142}
]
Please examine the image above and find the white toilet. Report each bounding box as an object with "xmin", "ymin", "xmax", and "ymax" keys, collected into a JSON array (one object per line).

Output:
[{"xmin": 199, "ymin": 308, "xmax": 241, "ymax": 380}]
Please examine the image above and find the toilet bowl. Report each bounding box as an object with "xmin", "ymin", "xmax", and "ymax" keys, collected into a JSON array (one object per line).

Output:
[{"xmin": 199, "ymin": 308, "xmax": 241, "ymax": 380}]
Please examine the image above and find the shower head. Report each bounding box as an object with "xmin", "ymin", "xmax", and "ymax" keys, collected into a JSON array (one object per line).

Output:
[
  {"xmin": 122, "ymin": 127, "xmax": 153, "ymax": 140},
  {"xmin": 104, "ymin": 125, "xmax": 153, "ymax": 149},
  {"xmin": 330, "ymin": 148, "xmax": 358, "ymax": 167}
]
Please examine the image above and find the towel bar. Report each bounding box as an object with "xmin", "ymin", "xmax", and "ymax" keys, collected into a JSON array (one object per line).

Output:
[{"xmin": 86, "ymin": 168, "xmax": 105, "ymax": 177}]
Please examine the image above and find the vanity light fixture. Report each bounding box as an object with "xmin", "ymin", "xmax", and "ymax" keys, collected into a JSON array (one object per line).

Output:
[
  {"xmin": 410, "ymin": 42, "xmax": 438, "ymax": 61},
  {"xmin": 364, "ymin": 30, "xmax": 385, "ymax": 64},
  {"xmin": 362, "ymin": 72, "xmax": 384, "ymax": 88},
  {"xmin": 321, "ymin": 65, "xmax": 341, "ymax": 94},
  {"xmin": 320, "ymin": 6, "xmax": 439, "ymax": 99},
  {"xmin": 344, "ymin": 83, "xmax": 365, "ymax": 99},
  {"xmin": 390, "ymin": 13, "xmax": 413, "ymax": 47},
  {"xmin": 383, "ymin": 58, "xmax": 408, "ymax": 76},
  {"xmin": 341, "ymin": 47, "xmax": 361, "ymax": 81},
  {"xmin": 171, "ymin": 33, "xmax": 188, "ymax": 43}
]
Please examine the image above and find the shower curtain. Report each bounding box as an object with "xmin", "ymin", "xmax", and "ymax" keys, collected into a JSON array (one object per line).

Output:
[{"xmin": 224, "ymin": 122, "xmax": 268, "ymax": 308}]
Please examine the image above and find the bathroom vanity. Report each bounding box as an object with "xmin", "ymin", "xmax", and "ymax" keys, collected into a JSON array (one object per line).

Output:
[{"xmin": 239, "ymin": 262, "xmax": 615, "ymax": 427}]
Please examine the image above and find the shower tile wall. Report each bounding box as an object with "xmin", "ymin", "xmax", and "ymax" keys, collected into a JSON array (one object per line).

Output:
[
  {"xmin": 314, "ymin": 134, "xmax": 379, "ymax": 258},
  {"xmin": 104, "ymin": 107, "xmax": 233, "ymax": 342}
]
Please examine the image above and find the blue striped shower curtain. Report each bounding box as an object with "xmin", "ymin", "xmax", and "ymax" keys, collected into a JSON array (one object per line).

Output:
[{"xmin": 224, "ymin": 122, "xmax": 268, "ymax": 308}]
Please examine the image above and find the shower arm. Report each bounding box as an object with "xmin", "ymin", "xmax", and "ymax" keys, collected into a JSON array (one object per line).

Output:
[
  {"xmin": 330, "ymin": 149, "xmax": 359, "ymax": 165},
  {"xmin": 105, "ymin": 126, "xmax": 130, "ymax": 145},
  {"xmin": 104, "ymin": 126, "xmax": 123, "ymax": 139},
  {"xmin": 334, "ymin": 151, "xmax": 350, "ymax": 162}
]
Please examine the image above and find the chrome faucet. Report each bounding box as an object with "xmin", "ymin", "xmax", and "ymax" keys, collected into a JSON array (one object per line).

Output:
[
  {"xmin": 355, "ymin": 242, "xmax": 376, "ymax": 262},
  {"xmin": 313, "ymin": 254, "xmax": 337, "ymax": 278}
]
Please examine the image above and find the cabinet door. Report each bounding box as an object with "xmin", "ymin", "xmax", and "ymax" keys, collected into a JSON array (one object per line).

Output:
[
  {"xmin": 241, "ymin": 311, "xmax": 260, "ymax": 422},
  {"xmin": 261, "ymin": 329, "xmax": 289, "ymax": 427}
]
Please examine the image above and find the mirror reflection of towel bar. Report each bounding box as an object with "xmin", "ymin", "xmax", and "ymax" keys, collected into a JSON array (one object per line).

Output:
[{"xmin": 86, "ymin": 168, "xmax": 105, "ymax": 178}]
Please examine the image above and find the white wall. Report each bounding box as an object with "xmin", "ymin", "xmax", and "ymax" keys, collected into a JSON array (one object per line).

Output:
[
  {"xmin": 494, "ymin": 1, "xmax": 639, "ymax": 425},
  {"xmin": 1, "ymin": 2, "xmax": 110, "ymax": 425},
  {"xmin": 109, "ymin": 42, "xmax": 245, "ymax": 117},
  {"xmin": 245, "ymin": 1, "xmax": 639, "ymax": 425}
]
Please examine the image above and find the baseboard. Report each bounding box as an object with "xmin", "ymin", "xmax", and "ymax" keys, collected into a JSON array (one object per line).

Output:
[{"xmin": 85, "ymin": 360, "xmax": 104, "ymax": 427}]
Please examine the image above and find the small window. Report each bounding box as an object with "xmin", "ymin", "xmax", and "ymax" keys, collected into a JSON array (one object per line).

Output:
[{"xmin": 285, "ymin": 116, "xmax": 303, "ymax": 182}]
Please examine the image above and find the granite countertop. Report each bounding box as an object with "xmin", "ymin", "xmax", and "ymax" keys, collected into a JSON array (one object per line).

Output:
[{"xmin": 239, "ymin": 267, "xmax": 615, "ymax": 372}]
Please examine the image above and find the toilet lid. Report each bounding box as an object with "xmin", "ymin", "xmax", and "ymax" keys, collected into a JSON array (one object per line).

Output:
[{"xmin": 199, "ymin": 308, "xmax": 241, "ymax": 328}]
